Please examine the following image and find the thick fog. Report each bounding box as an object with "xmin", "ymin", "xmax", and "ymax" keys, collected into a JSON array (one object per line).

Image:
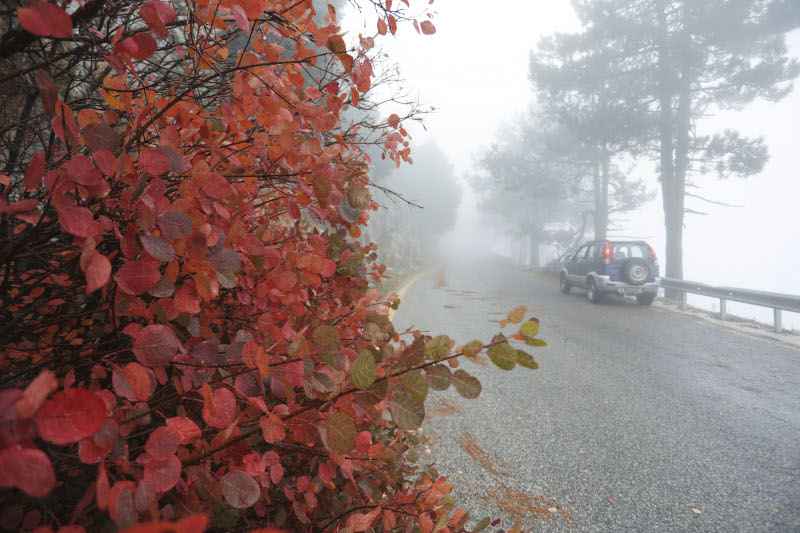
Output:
[{"xmin": 342, "ymin": 1, "xmax": 800, "ymax": 330}]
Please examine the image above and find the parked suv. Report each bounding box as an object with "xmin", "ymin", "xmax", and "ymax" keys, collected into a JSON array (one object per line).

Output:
[{"xmin": 559, "ymin": 240, "xmax": 660, "ymax": 305}]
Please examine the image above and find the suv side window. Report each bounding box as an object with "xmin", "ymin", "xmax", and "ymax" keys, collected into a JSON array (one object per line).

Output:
[
  {"xmin": 573, "ymin": 246, "xmax": 587, "ymax": 261},
  {"xmin": 586, "ymin": 244, "xmax": 598, "ymax": 259}
]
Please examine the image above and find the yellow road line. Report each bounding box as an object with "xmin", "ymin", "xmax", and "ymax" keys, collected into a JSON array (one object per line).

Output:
[{"xmin": 388, "ymin": 270, "xmax": 427, "ymax": 322}]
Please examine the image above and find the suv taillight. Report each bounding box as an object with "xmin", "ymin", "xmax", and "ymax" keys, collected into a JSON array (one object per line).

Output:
[
  {"xmin": 603, "ymin": 242, "xmax": 611, "ymax": 264},
  {"xmin": 649, "ymin": 245, "xmax": 658, "ymax": 266}
]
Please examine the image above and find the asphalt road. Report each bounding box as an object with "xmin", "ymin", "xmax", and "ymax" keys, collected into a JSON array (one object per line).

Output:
[{"xmin": 390, "ymin": 258, "xmax": 800, "ymax": 532}]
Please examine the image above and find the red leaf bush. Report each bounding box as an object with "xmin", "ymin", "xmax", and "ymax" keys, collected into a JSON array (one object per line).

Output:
[{"xmin": 0, "ymin": 1, "xmax": 543, "ymax": 531}]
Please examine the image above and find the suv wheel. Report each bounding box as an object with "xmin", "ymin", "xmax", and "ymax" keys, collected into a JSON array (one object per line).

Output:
[
  {"xmin": 587, "ymin": 279, "xmax": 600, "ymax": 304},
  {"xmin": 560, "ymin": 273, "xmax": 571, "ymax": 294},
  {"xmin": 624, "ymin": 259, "xmax": 650, "ymax": 285},
  {"xmin": 637, "ymin": 293, "xmax": 656, "ymax": 306}
]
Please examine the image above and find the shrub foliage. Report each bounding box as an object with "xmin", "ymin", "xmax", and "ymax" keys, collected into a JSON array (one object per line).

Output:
[{"xmin": 0, "ymin": 1, "xmax": 543, "ymax": 531}]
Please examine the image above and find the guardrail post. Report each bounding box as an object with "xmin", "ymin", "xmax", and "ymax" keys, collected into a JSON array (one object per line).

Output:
[
  {"xmin": 720, "ymin": 299, "xmax": 727, "ymax": 321},
  {"xmin": 681, "ymin": 292, "xmax": 688, "ymax": 311},
  {"xmin": 774, "ymin": 309, "xmax": 782, "ymax": 333}
]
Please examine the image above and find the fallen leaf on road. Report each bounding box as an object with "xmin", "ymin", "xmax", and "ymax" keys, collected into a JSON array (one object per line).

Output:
[
  {"xmin": 770, "ymin": 507, "xmax": 778, "ymax": 512},
  {"xmin": 547, "ymin": 507, "xmax": 558, "ymax": 513},
  {"xmin": 691, "ymin": 508, "xmax": 702, "ymax": 515},
  {"xmin": 579, "ymin": 449, "xmax": 585, "ymax": 454},
  {"xmin": 608, "ymin": 499, "xmax": 615, "ymax": 504}
]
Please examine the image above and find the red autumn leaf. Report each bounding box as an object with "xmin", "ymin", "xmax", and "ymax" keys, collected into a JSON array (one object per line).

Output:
[
  {"xmin": 139, "ymin": 1, "xmax": 177, "ymax": 39},
  {"xmin": 115, "ymin": 33, "xmax": 158, "ymax": 60},
  {"xmin": 114, "ymin": 259, "xmax": 160, "ymax": 295},
  {"xmin": 157, "ymin": 210, "xmax": 193, "ymax": 238},
  {"xmin": 24, "ymin": 151, "xmax": 45, "ymax": 190},
  {"xmin": 420, "ymin": 20, "xmax": 436, "ymax": 35},
  {"xmin": 346, "ymin": 507, "xmax": 381, "ymax": 532},
  {"xmin": 232, "ymin": 4, "xmax": 250, "ymax": 32},
  {"xmin": 141, "ymin": 235, "xmax": 175, "ymax": 262},
  {"xmin": 0, "ymin": 390, "xmax": 34, "ymax": 447},
  {"xmin": 377, "ymin": 18, "xmax": 388, "ymax": 35},
  {"xmin": 123, "ymin": 362, "xmax": 154, "ymax": 400},
  {"xmin": 132, "ymin": 325, "xmax": 181, "ymax": 367},
  {"xmin": 109, "ymin": 482, "xmax": 137, "ymax": 526},
  {"xmin": 15, "ymin": 369, "xmax": 57, "ymax": 418},
  {"xmin": 84, "ymin": 123, "xmax": 122, "ymax": 153},
  {"xmin": 202, "ymin": 387, "xmax": 236, "ymax": 429},
  {"xmin": 86, "ymin": 252, "xmax": 111, "ymax": 293},
  {"xmin": 94, "ymin": 149, "xmax": 118, "ymax": 176},
  {"xmin": 165, "ymin": 416, "xmax": 201, "ymax": 444},
  {"xmin": 143, "ymin": 454, "xmax": 181, "ymax": 492},
  {"xmin": 34, "ymin": 389, "xmax": 106, "ymax": 445},
  {"xmin": 34, "ymin": 70, "xmax": 57, "ymax": 116},
  {"xmin": 276, "ymin": 271, "xmax": 297, "ymax": 292},
  {"xmin": 6, "ymin": 199, "xmax": 38, "ymax": 214},
  {"xmin": 201, "ymin": 173, "xmax": 234, "ymax": 200},
  {"xmin": 119, "ymin": 515, "xmax": 210, "ymax": 533},
  {"xmin": 145, "ymin": 426, "xmax": 180, "ymax": 459},
  {"xmin": 0, "ymin": 446, "xmax": 56, "ymax": 498},
  {"xmin": 57, "ymin": 206, "xmax": 103, "ymax": 238},
  {"xmin": 220, "ymin": 470, "xmax": 260, "ymax": 509},
  {"xmin": 320, "ymin": 259, "xmax": 337, "ymax": 277},
  {"xmin": 17, "ymin": 2, "xmax": 73, "ymax": 38},
  {"xmin": 67, "ymin": 156, "xmax": 103, "ymax": 186},
  {"xmin": 259, "ymin": 413, "xmax": 285, "ymax": 444},
  {"xmin": 135, "ymin": 479, "xmax": 156, "ymax": 512},
  {"xmin": 155, "ymin": 145, "xmax": 186, "ymax": 172},
  {"xmin": 139, "ymin": 148, "xmax": 172, "ymax": 175}
]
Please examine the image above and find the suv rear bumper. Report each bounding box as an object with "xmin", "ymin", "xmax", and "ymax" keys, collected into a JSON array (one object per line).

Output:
[{"xmin": 593, "ymin": 275, "xmax": 659, "ymax": 295}]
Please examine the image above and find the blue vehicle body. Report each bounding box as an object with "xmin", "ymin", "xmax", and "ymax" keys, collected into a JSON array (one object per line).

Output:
[{"xmin": 559, "ymin": 240, "xmax": 660, "ymax": 304}]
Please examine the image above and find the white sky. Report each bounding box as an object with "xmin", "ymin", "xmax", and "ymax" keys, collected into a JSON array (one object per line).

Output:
[{"xmin": 343, "ymin": 1, "xmax": 800, "ymax": 328}]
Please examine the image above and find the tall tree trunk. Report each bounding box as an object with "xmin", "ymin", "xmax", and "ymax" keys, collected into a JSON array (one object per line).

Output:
[
  {"xmin": 672, "ymin": 32, "xmax": 692, "ymax": 284},
  {"xmin": 592, "ymin": 154, "xmax": 603, "ymax": 240},
  {"xmin": 597, "ymin": 145, "xmax": 610, "ymax": 241},
  {"xmin": 656, "ymin": 0, "xmax": 680, "ymax": 296},
  {"xmin": 529, "ymin": 232, "xmax": 540, "ymax": 268}
]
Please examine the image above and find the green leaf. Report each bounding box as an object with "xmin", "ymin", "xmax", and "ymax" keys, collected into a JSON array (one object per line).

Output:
[
  {"xmin": 474, "ymin": 517, "xmax": 491, "ymax": 533},
  {"xmin": 400, "ymin": 371, "xmax": 428, "ymax": 404},
  {"xmin": 349, "ymin": 350, "xmax": 377, "ymax": 389},
  {"xmin": 425, "ymin": 335, "xmax": 451, "ymax": 362},
  {"xmin": 454, "ymin": 512, "xmax": 470, "ymax": 531},
  {"xmin": 461, "ymin": 339, "xmax": 483, "ymax": 358},
  {"xmin": 312, "ymin": 325, "xmax": 340, "ymax": 348},
  {"xmin": 487, "ymin": 343, "xmax": 516, "ymax": 370},
  {"xmin": 354, "ymin": 380, "xmax": 387, "ymax": 406},
  {"xmin": 400, "ymin": 338, "xmax": 425, "ymax": 368},
  {"xmin": 451, "ymin": 370, "xmax": 481, "ymax": 399},
  {"xmin": 520, "ymin": 318, "xmax": 540, "ymax": 337},
  {"xmin": 526, "ymin": 338, "xmax": 547, "ymax": 347},
  {"xmin": 407, "ymin": 449, "xmax": 419, "ymax": 463},
  {"xmin": 516, "ymin": 350, "xmax": 539, "ymax": 369},
  {"xmin": 508, "ymin": 305, "xmax": 527, "ymax": 324},
  {"xmin": 323, "ymin": 412, "xmax": 356, "ymax": 454},
  {"xmin": 249, "ymin": 254, "xmax": 265, "ymax": 270},
  {"xmin": 426, "ymin": 364, "xmax": 451, "ymax": 391},
  {"xmin": 388, "ymin": 392, "xmax": 425, "ymax": 429}
]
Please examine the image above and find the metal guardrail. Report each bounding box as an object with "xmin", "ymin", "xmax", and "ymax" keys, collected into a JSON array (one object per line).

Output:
[{"xmin": 660, "ymin": 277, "xmax": 800, "ymax": 333}]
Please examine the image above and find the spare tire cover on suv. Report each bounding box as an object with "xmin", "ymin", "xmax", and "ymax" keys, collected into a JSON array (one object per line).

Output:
[{"xmin": 623, "ymin": 259, "xmax": 650, "ymax": 285}]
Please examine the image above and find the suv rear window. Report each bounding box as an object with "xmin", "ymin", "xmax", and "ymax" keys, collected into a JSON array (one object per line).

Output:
[{"xmin": 611, "ymin": 243, "xmax": 652, "ymax": 262}]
